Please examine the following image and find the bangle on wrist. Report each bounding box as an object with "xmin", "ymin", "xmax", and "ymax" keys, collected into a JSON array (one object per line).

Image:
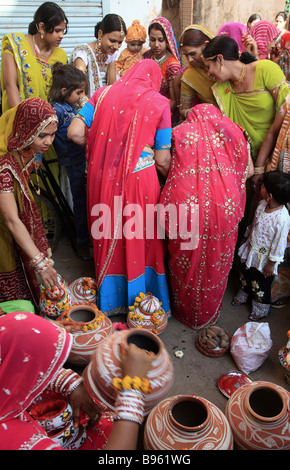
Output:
[
  {"xmin": 254, "ymin": 165, "xmax": 265, "ymax": 175},
  {"xmin": 114, "ymin": 389, "xmax": 145, "ymax": 425}
]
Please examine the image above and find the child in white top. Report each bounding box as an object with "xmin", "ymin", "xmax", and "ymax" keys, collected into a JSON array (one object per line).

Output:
[{"xmin": 232, "ymin": 171, "xmax": 290, "ymax": 320}]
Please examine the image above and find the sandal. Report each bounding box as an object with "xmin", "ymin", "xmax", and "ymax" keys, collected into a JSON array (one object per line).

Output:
[
  {"xmin": 231, "ymin": 289, "xmax": 248, "ymax": 307},
  {"xmin": 231, "ymin": 298, "xmax": 247, "ymax": 306},
  {"xmin": 248, "ymin": 313, "xmax": 269, "ymax": 322}
]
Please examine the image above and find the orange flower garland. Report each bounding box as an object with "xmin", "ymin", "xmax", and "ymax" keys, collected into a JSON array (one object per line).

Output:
[{"xmin": 128, "ymin": 292, "xmax": 165, "ymax": 334}]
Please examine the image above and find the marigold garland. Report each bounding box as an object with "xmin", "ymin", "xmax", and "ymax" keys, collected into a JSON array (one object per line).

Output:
[
  {"xmin": 112, "ymin": 375, "xmax": 151, "ymax": 394},
  {"xmin": 128, "ymin": 292, "xmax": 164, "ymax": 334},
  {"xmin": 62, "ymin": 303, "xmax": 105, "ymax": 332}
]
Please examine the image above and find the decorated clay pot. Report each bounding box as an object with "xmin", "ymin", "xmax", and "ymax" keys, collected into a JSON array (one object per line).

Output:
[
  {"xmin": 28, "ymin": 392, "xmax": 86, "ymax": 450},
  {"xmin": 278, "ymin": 346, "xmax": 290, "ymax": 384},
  {"xmin": 39, "ymin": 276, "xmax": 74, "ymax": 319},
  {"xmin": 48, "ymin": 419, "xmax": 87, "ymax": 450},
  {"xmin": 127, "ymin": 293, "xmax": 168, "ymax": 335},
  {"xmin": 69, "ymin": 277, "xmax": 97, "ymax": 304},
  {"xmin": 144, "ymin": 394, "xmax": 233, "ymax": 450},
  {"xmin": 28, "ymin": 397, "xmax": 73, "ymax": 433},
  {"xmin": 83, "ymin": 328, "xmax": 174, "ymax": 414},
  {"xmin": 225, "ymin": 380, "xmax": 290, "ymax": 450},
  {"xmin": 60, "ymin": 303, "xmax": 114, "ymax": 366}
]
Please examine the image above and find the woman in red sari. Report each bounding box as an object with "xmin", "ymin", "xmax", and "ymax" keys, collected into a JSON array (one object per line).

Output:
[
  {"xmin": 69, "ymin": 60, "xmax": 171, "ymax": 316},
  {"xmin": 0, "ymin": 98, "xmax": 59, "ymax": 306},
  {"xmin": 160, "ymin": 104, "xmax": 254, "ymax": 329},
  {"xmin": 0, "ymin": 311, "xmax": 153, "ymax": 450}
]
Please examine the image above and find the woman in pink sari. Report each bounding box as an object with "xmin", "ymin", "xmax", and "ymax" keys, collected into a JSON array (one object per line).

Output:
[
  {"xmin": 160, "ymin": 104, "xmax": 253, "ymax": 329},
  {"xmin": 69, "ymin": 60, "xmax": 171, "ymax": 316}
]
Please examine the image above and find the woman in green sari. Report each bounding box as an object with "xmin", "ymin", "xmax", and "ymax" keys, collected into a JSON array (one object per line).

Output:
[{"xmin": 202, "ymin": 35, "xmax": 289, "ymax": 163}]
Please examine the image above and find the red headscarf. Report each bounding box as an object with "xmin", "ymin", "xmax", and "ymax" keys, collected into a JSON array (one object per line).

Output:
[
  {"xmin": 86, "ymin": 60, "xmax": 170, "ymax": 289},
  {"xmin": 0, "ymin": 312, "xmax": 72, "ymax": 449}
]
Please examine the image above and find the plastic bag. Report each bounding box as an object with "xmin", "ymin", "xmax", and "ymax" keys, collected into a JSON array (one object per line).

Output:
[{"xmin": 230, "ymin": 322, "xmax": 273, "ymax": 374}]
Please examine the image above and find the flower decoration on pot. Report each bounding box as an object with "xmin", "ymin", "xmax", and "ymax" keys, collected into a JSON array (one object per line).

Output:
[
  {"xmin": 59, "ymin": 303, "xmax": 114, "ymax": 366},
  {"xmin": 127, "ymin": 292, "xmax": 168, "ymax": 335},
  {"xmin": 69, "ymin": 277, "xmax": 97, "ymax": 304}
]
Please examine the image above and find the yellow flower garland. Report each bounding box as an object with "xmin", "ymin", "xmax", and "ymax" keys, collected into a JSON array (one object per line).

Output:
[
  {"xmin": 112, "ymin": 375, "xmax": 151, "ymax": 394},
  {"xmin": 128, "ymin": 292, "xmax": 164, "ymax": 334}
]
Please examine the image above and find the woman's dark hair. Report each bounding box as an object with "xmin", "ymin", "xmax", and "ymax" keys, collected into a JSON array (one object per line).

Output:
[
  {"xmin": 263, "ymin": 171, "xmax": 290, "ymax": 205},
  {"xmin": 28, "ymin": 2, "xmax": 68, "ymax": 35},
  {"xmin": 148, "ymin": 22, "xmax": 166, "ymax": 39},
  {"xmin": 247, "ymin": 13, "xmax": 262, "ymax": 27},
  {"xmin": 94, "ymin": 14, "xmax": 127, "ymax": 38},
  {"xmin": 275, "ymin": 11, "xmax": 288, "ymax": 21},
  {"xmin": 203, "ymin": 36, "xmax": 257, "ymax": 64},
  {"xmin": 48, "ymin": 62, "xmax": 88, "ymax": 102},
  {"xmin": 180, "ymin": 28, "xmax": 210, "ymax": 47}
]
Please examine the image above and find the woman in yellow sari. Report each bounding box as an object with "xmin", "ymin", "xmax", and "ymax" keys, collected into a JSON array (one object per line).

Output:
[
  {"xmin": 1, "ymin": 2, "xmax": 68, "ymax": 189},
  {"xmin": 0, "ymin": 98, "xmax": 59, "ymax": 306},
  {"xmin": 179, "ymin": 25, "xmax": 217, "ymax": 120},
  {"xmin": 1, "ymin": 2, "xmax": 68, "ymax": 112}
]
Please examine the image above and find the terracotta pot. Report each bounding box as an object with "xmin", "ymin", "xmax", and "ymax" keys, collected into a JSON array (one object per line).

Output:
[
  {"xmin": 144, "ymin": 395, "xmax": 233, "ymax": 450},
  {"xmin": 69, "ymin": 277, "xmax": 97, "ymax": 304},
  {"xmin": 225, "ymin": 380, "xmax": 290, "ymax": 450},
  {"xmin": 60, "ymin": 304, "xmax": 113, "ymax": 366},
  {"xmin": 28, "ymin": 397, "xmax": 73, "ymax": 433},
  {"xmin": 278, "ymin": 346, "xmax": 290, "ymax": 384},
  {"xmin": 127, "ymin": 293, "xmax": 168, "ymax": 335},
  {"xmin": 39, "ymin": 276, "xmax": 74, "ymax": 319},
  {"xmin": 83, "ymin": 328, "xmax": 174, "ymax": 414}
]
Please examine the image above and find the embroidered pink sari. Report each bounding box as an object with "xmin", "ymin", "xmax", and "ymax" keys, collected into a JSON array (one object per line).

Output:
[
  {"xmin": 160, "ymin": 104, "xmax": 251, "ymax": 329},
  {"xmin": 86, "ymin": 60, "xmax": 171, "ymax": 315}
]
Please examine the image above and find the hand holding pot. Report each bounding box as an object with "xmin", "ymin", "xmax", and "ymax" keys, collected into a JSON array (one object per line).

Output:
[
  {"xmin": 69, "ymin": 382, "xmax": 103, "ymax": 429},
  {"xmin": 120, "ymin": 343, "xmax": 154, "ymax": 379}
]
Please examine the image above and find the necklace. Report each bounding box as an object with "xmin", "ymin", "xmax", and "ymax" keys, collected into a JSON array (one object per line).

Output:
[
  {"xmin": 33, "ymin": 35, "xmax": 52, "ymax": 59},
  {"xmin": 232, "ymin": 63, "xmax": 247, "ymax": 89},
  {"xmin": 153, "ymin": 53, "xmax": 167, "ymax": 66},
  {"xmin": 18, "ymin": 151, "xmax": 41, "ymax": 194}
]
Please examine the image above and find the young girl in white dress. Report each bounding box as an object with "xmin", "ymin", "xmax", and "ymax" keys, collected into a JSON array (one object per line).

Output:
[{"xmin": 232, "ymin": 171, "xmax": 290, "ymax": 320}]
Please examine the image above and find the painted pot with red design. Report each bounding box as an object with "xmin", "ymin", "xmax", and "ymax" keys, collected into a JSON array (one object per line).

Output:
[
  {"xmin": 39, "ymin": 275, "xmax": 74, "ymax": 319},
  {"xmin": 83, "ymin": 328, "xmax": 174, "ymax": 414},
  {"xmin": 60, "ymin": 303, "xmax": 114, "ymax": 366},
  {"xmin": 69, "ymin": 277, "xmax": 97, "ymax": 304},
  {"xmin": 225, "ymin": 380, "xmax": 290, "ymax": 450},
  {"xmin": 127, "ymin": 293, "xmax": 168, "ymax": 335},
  {"xmin": 144, "ymin": 394, "xmax": 233, "ymax": 450}
]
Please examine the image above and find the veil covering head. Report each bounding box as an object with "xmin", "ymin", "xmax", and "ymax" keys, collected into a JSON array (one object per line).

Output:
[
  {"xmin": 148, "ymin": 16, "xmax": 180, "ymax": 62},
  {"xmin": 0, "ymin": 312, "xmax": 72, "ymax": 423},
  {"xmin": 0, "ymin": 97, "xmax": 57, "ymax": 158}
]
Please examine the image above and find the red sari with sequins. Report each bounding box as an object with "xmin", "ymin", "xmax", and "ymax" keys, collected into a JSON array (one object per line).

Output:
[{"xmin": 160, "ymin": 104, "xmax": 252, "ymax": 329}]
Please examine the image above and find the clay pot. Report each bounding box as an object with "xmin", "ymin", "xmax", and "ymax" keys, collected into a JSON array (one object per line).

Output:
[
  {"xmin": 69, "ymin": 277, "xmax": 97, "ymax": 304},
  {"xmin": 127, "ymin": 293, "xmax": 168, "ymax": 335},
  {"xmin": 225, "ymin": 380, "xmax": 290, "ymax": 450},
  {"xmin": 144, "ymin": 395, "xmax": 233, "ymax": 450},
  {"xmin": 29, "ymin": 397, "xmax": 73, "ymax": 433},
  {"xmin": 278, "ymin": 346, "xmax": 290, "ymax": 385},
  {"xmin": 83, "ymin": 328, "xmax": 174, "ymax": 414},
  {"xmin": 60, "ymin": 304, "xmax": 113, "ymax": 366},
  {"xmin": 39, "ymin": 276, "xmax": 74, "ymax": 319}
]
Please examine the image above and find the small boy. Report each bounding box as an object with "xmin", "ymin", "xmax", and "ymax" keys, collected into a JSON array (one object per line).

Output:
[{"xmin": 115, "ymin": 20, "xmax": 147, "ymax": 77}]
